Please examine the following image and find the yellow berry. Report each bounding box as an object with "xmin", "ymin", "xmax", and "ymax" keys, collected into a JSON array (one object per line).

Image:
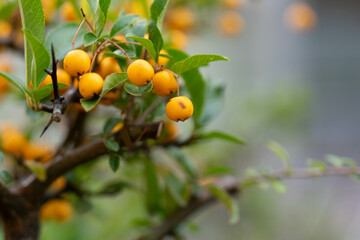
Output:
[
  {"xmin": 284, "ymin": 2, "xmax": 317, "ymax": 32},
  {"xmin": 40, "ymin": 199, "xmax": 73, "ymax": 222},
  {"xmin": 64, "ymin": 50, "xmax": 91, "ymax": 77},
  {"xmin": 166, "ymin": 96, "xmax": 194, "ymax": 122},
  {"xmin": 127, "ymin": 59, "xmax": 154, "ymax": 86},
  {"xmin": 166, "ymin": 7, "xmax": 195, "ymax": 31},
  {"xmin": 152, "ymin": 71, "xmax": 178, "ymax": 97},
  {"xmin": 0, "ymin": 21, "xmax": 12, "ymax": 39},
  {"xmin": 23, "ymin": 142, "xmax": 54, "ymax": 163},
  {"xmin": 79, "ymin": 73, "xmax": 104, "ymax": 99},
  {"xmin": 169, "ymin": 30, "xmax": 188, "ymax": 50},
  {"xmin": 219, "ymin": 11, "xmax": 245, "ymax": 36},
  {"xmin": 0, "ymin": 63, "xmax": 11, "ymax": 96},
  {"xmin": 111, "ymin": 122, "xmax": 124, "ymax": 133},
  {"xmin": 149, "ymin": 49, "xmax": 169, "ymax": 67},
  {"xmin": 49, "ymin": 177, "xmax": 67, "ymax": 192},
  {"xmin": 0, "ymin": 126, "xmax": 27, "ymax": 156},
  {"xmin": 100, "ymin": 89, "xmax": 121, "ymax": 105},
  {"xmin": 60, "ymin": 2, "xmax": 78, "ymax": 22},
  {"xmin": 41, "ymin": 69, "xmax": 71, "ymax": 94},
  {"xmin": 97, "ymin": 57, "xmax": 122, "ymax": 79},
  {"xmin": 114, "ymin": 34, "xmax": 127, "ymax": 42},
  {"xmin": 161, "ymin": 121, "xmax": 179, "ymax": 142}
]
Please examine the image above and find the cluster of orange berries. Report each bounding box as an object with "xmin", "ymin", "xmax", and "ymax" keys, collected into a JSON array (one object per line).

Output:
[
  {"xmin": 0, "ymin": 125, "xmax": 53, "ymax": 162},
  {"xmin": 62, "ymin": 43, "xmax": 194, "ymax": 122}
]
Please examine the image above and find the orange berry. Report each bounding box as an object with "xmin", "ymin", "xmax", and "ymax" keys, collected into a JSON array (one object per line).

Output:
[
  {"xmin": 284, "ymin": 2, "xmax": 317, "ymax": 32},
  {"xmin": 97, "ymin": 57, "xmax": 122, "ymax": 79},
  {"xmin": 79, "ymin": 73, "xmax": 104, "ymax": 99},
  {"xmin": 166, "ymin": 96, "xmax": 194, "ymax": 122},
  {"xmin": 149, "ymin": 49, "xmax": 169, "ymax": 67},
  {"xmin": 60, "ymin": 2, "xmax": 78, "ymax": 22},
  {"xmin": 111, "ymin": 122, "xmax": 124, "ymax": 133},
  {"xmin": 152, "ymin": 71, "xmax": 178, "ymax": 97},
  {"xmin": 166, "ymin": 7, "xmax": 195, "ymax": 31},
  {"xmin": 40, "ymin": 199, "xmax": 73, "ymax": 222},
  {"xmin": 0, "ymin": 21, "xmax": 12, "ymax": 39},
  {"xmin": 127, "ymin": 59, "xmax": 154, "ymax": 86},
  {"xmin": 41, "ymin": 69, "xmax": 71, "ymax": 95},
  {"xmin": 219, "ymin": 11, "xmax": 245, "ymax": 36},
  {"xmin": 161, "ymin": 121, "xmax": 179, "ymax": 142},
  {"xmin": 0, "ymin": 126, "xmax": 27, "ymax": 156},
  {"xmin": 169, "ymin": 30, "xmax": 188, "ymax": 50},
  {"xmin": 64, "ymin": 50, "xmax": 91, "ymax": 77},
  {"xmin": 49, "ymin": 177, "xmax": 67, "ymax": 192},
  {"xmin": 114, "ymin": 34, "xmax": 127, "ymax": 43},
  {"xmin": 41, "ymin": 0, "xmax": 56, "ymax": 22},
  {"xmin": 23, "ymin": 142, "xmax": 54, "ymax": 163},
  {"xmin": 0, "ymin": 63, "xmax": 11, "ymax": 95}
]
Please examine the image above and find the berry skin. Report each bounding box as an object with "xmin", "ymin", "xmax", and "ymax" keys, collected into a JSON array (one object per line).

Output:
[
  {"xmin": 149, "ymin": 49, "xmax": 169, "ymax": 67},
  {"xmin": 152, "ymin": 71, "xmax": 178, "ymax": 97},
  {"xmin": 166, "ymin": 96, "xmax": 194, "ymax": 122},
  {"xmin": 0, "ymin": 126, "xmax": 27, "ymax": 156},
  {"xmin": 64, "ymin": 50, "xmax": 91, "ymax": 77},
  {"xmin": 169, "ymin": 30, "xmax": 188, "ymax": 50},
  {"xmin": 60, "ymin": 1, "xmax": 78, "ymax": 22},
  {"xmin": 23, "ymin": 143, "xmax": 54, "ymax": 163},
  {"xmin": 41, "ymin": 69, "xmax": 71, "ymax": 95},
  {"xmin": 97, "ymin": 57, "xmax": 122, "ymax": 79},
  {"xmin": 79, "ymin": 73, "xmax": 104, "ymax": 99},
  {"xmin": 127, "ymin": 59, "xmax": 154, "ymax": 86},
  {"xmin": 219, "ymin": 11, "xmax": 245, "ymax": 36},
  {"xmin": 40, "ymin": 199, "xmax": 73, "ymax": 222}
]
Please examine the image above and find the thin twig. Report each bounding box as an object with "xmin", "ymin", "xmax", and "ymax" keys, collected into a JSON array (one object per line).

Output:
[
  {"xmin": 80, "ymin": 8, "xmax": 95, "ymax": 33},
  {"xmin": 72, "ymin": 19, "xmax": 85, "ymax": 50},
  {"xmin": 106, "ymin": 38, "xmax": 133, "ymax": 63},
  {"xmin": 89, "ymin": 39, "xmax": 110, "ymax": 72}
]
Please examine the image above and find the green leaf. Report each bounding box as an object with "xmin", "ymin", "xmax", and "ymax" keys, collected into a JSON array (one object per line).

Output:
[
  {"xmin": 0, "ymin": 71, "xmax": 26, "ymax": 96},
  {"xmin": 270, "ymin": 180, "xmax": 287, "ymax": 193},
  {"xmin": 198, "ymin": 131, "xmax": 245, "ymax": 144},
  {"xmin": 109, "ymin": 154, "xmax": 120, "ymax": 172},
  {"xmin": 148, "ymin": 20, "xmax": 163, "ymax": 61},
  {"xmin": 45, "ymin": 23, "xmax": 86, "ymax": 61},
  {"xmin": 168, "ymin": 147, "xmax": 197, "ymax": 178},
  {"xmin": 0, "ymin": 170, "xmax": 11, "ymax": 184},
  {"xmin": 144, "ymin": 159, "xmax": 161, "ymax": 213},
  {"xmin": 95, "ymin": 0, "xmax": 111, "ymax": 36},
  {"xmin": 97, "ymin": 180, "xmax": 134, "ymax": 195},
  {"xmin": 103, "ymin": 117, "xmax": 123, "ymax": 134},
  {"xmin": 267, "ymin": 141, "xmax": 290, "ymax": 170},
  {"xmin": 30, "ymin": 83, "xmax": 69, "ymax": 102},
  {"xmin": 24, "ymin": 161, "xmax": 46, "ymax": 181},
  {"xmin": 110, "ymin": 13, "xmax": 140, "ymax": 38},
  {"xmin": 127, "ymin": 36, "xmax": 157, "ymax": 61},
  {"xmin": 0, "ymin": 1, "xmax": 17, "ymax": 21},
  {"xmin": 124, "ymin": 81, "xmax": 153, "ymax": 96},
  {"xmin": 307, "ymin": 159, "xmax": 326, "ymax": 172},
  {"xmin": 203, "ymin": 166, "xmax": 236, "ymax": 177},
  {"xmin": 197, "ymin": 84, "xmax": 225, "ymax": 127},
  {"xmin": 208, "ymin": 185, "xmax": 239, "ymax": 224},
  {"xmin": 80, "ymin": 72, "xmax": 128, "ymax": 111},
  {"xmin": 23, "ymin": 29, "xmax": 50, "ymax": 89},
  {"xmin": 0, "ymin": 151, "xmax": 3, "ymax": 165},
  {"xmin": 150, "ymin": 0, "xmax": 169, "ymax": 28},
  {"xmin": 182, "ymin": 69, "xmax": 206, "ymax": 120},
  {"xmin": 326, "ymin": 155, "xmax": 356, "ymax": 168},
  {"xmin": 83, "ymin": 32, "xmax": 98, "ymax": 47},
  {"xmin": 138, "ymin": 0, "xmax": 150, "ymax": 19},
  {"xmin": 18, "ymin": 0, "xmax": 45, "ymax": 86},
  {"xmin": 104, "ymin": 138, "xmax": 120, "ymax": 152},
  {"xmin": 171, "ymin": 55, "xmax": 229, "ymax": 74},
  {"xmin": 164, "ymin": 172, "xmax": 186, "ymax": 207}
]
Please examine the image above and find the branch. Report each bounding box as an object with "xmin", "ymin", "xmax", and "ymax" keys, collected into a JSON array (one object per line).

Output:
[
  {"xmin": 140, "ymin": 166, "xmax": 360, "ymax": 239},
  {"xmin": 0, "ymin": 183, "xmax": 12, "ymax": 208},
  {"xmin": 18, "ymin": 121, "xmax": 163, "ymax": 203}
]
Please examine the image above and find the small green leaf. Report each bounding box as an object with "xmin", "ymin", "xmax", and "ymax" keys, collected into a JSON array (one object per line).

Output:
[
  {"xmin": 208, "ymin": 185, "xmax": 239, "ymax": 224},
  {"xmin": 0, "ymin": 170, "xmax": 11, "ymax": 184},
  {"xmin": 0, "ymin": 151, "xmax": 3, "ymax": 165},
  {"xmin": 148, "ymin": 20, "xmax": 163, "ymax": 61},
  {"xmin": 83, "ymin": 32, "xmax": 98, "ymax": 47},
  {"xmin": 171, "ymin": 55, "xmax": 229, "ymax": 74},
  {"xmin": 97, "ymin": 180, "xmax": 134, "ymax": 195},
  {"xmin": 24, "ymin": 161, "xmax": 46, "ymax": 181},
  {"xmin": 95, "ymin": 0, "xmax": 111, "ymax": 36},
  {"xmin": 0, "ymin": 71, "xmax": 26, "ymax": 96},
  {"xmin": 80, "ymin": 72, "xmax": 128, "ymax": 111},
  {"xmin": 326, "ymin": 155, "xmax": 343, "ymax": 167},
  {"xmin": 198, "ymin": 131, "xmax": 245, "ymax": 144},
  {"xmin": 45, "ymin": 23, "xmax": 86, "ymax": 61},
  {"xmin": 110, "ymin": 13, "xmax": 140, "ymax": 37},
  {"xmin": 165, "ymin": 172, "xmax": 186, "ymax": 207},
  {"xmin": 124, "ymin": 81, "xmax": 153, "ymax": 96},
  {"xmin": 108, "ymin": 154, "xmax": 120, "ymax": 172},
  {"xmin": 104, "ymin": 139, "xmax": 120, "ymax": 152},
  {"xmin": 168, "ymin": 147, "xmax": 197, "ymax": 178},
  {"xmin": 144, "ymin": 159, "xmax": 162, "ymax": 213},
  {"xmin": 31, "ymin": 83, "xmax": 69, "ymax": 102},
  {"xmin": 150, "ymin": 0, "xmax": 169, "ymax": 28},
  {"xmin": 307, "ymin": 159, "xmax": 326, "ymax": 172},
  {"xmin": 23, "ymin": 29, "xmax": 51, "ymax": 89},
  {"xmin": 267, "ymin": 141, "xmax": 290, "ymax": 169},
  {"xmin": 270, "ymin": 180, "xmax": 287, "ymax": 193},
  {"xmin": 127, "ymin": 36, "xmax": 157, "ymax": 61},
  {"xmin": 203, "ymin": 166, "xmax": 236, "ymax": 177},
  {"xmin": 104, "ymin": 117, "xmax": 123, "ymax": 134}
]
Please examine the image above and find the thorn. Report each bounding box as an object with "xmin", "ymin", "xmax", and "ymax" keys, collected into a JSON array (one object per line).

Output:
[
  {"xmin": 44, "ymin": 69, "xmax": 52, "ymax": 75},
  {"xmin": 40, "ymin": 118, "xmax": 54, "ymax": 137},
  {"xmin": 80, "ymin": 8, "xmax": 86, "ymax": 18}
]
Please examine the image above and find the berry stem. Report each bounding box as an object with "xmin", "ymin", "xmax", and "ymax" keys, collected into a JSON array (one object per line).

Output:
[
  {"xmin": 80, "ymin": 8, "xmax": 95, "ymax": 33},
  {"xmin": 72, "ymin": 19, "xmax": 85, "ymax": 50},
  {"xmin": 89, "ymin": 39, "xmax": 110, "ymax": 72},
  {"xmin": 106, "ymin": 38, "xmax": 133, "ymax": 63},
  {"xmin": 164, "ymin": 69, "xmax": 180, "ymax": 96}
]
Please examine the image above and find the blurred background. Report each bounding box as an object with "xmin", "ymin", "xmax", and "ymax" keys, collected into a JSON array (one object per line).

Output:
[{"xmin": 1, "ymin": 0, "xmax": 360, "ymax": 239}]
